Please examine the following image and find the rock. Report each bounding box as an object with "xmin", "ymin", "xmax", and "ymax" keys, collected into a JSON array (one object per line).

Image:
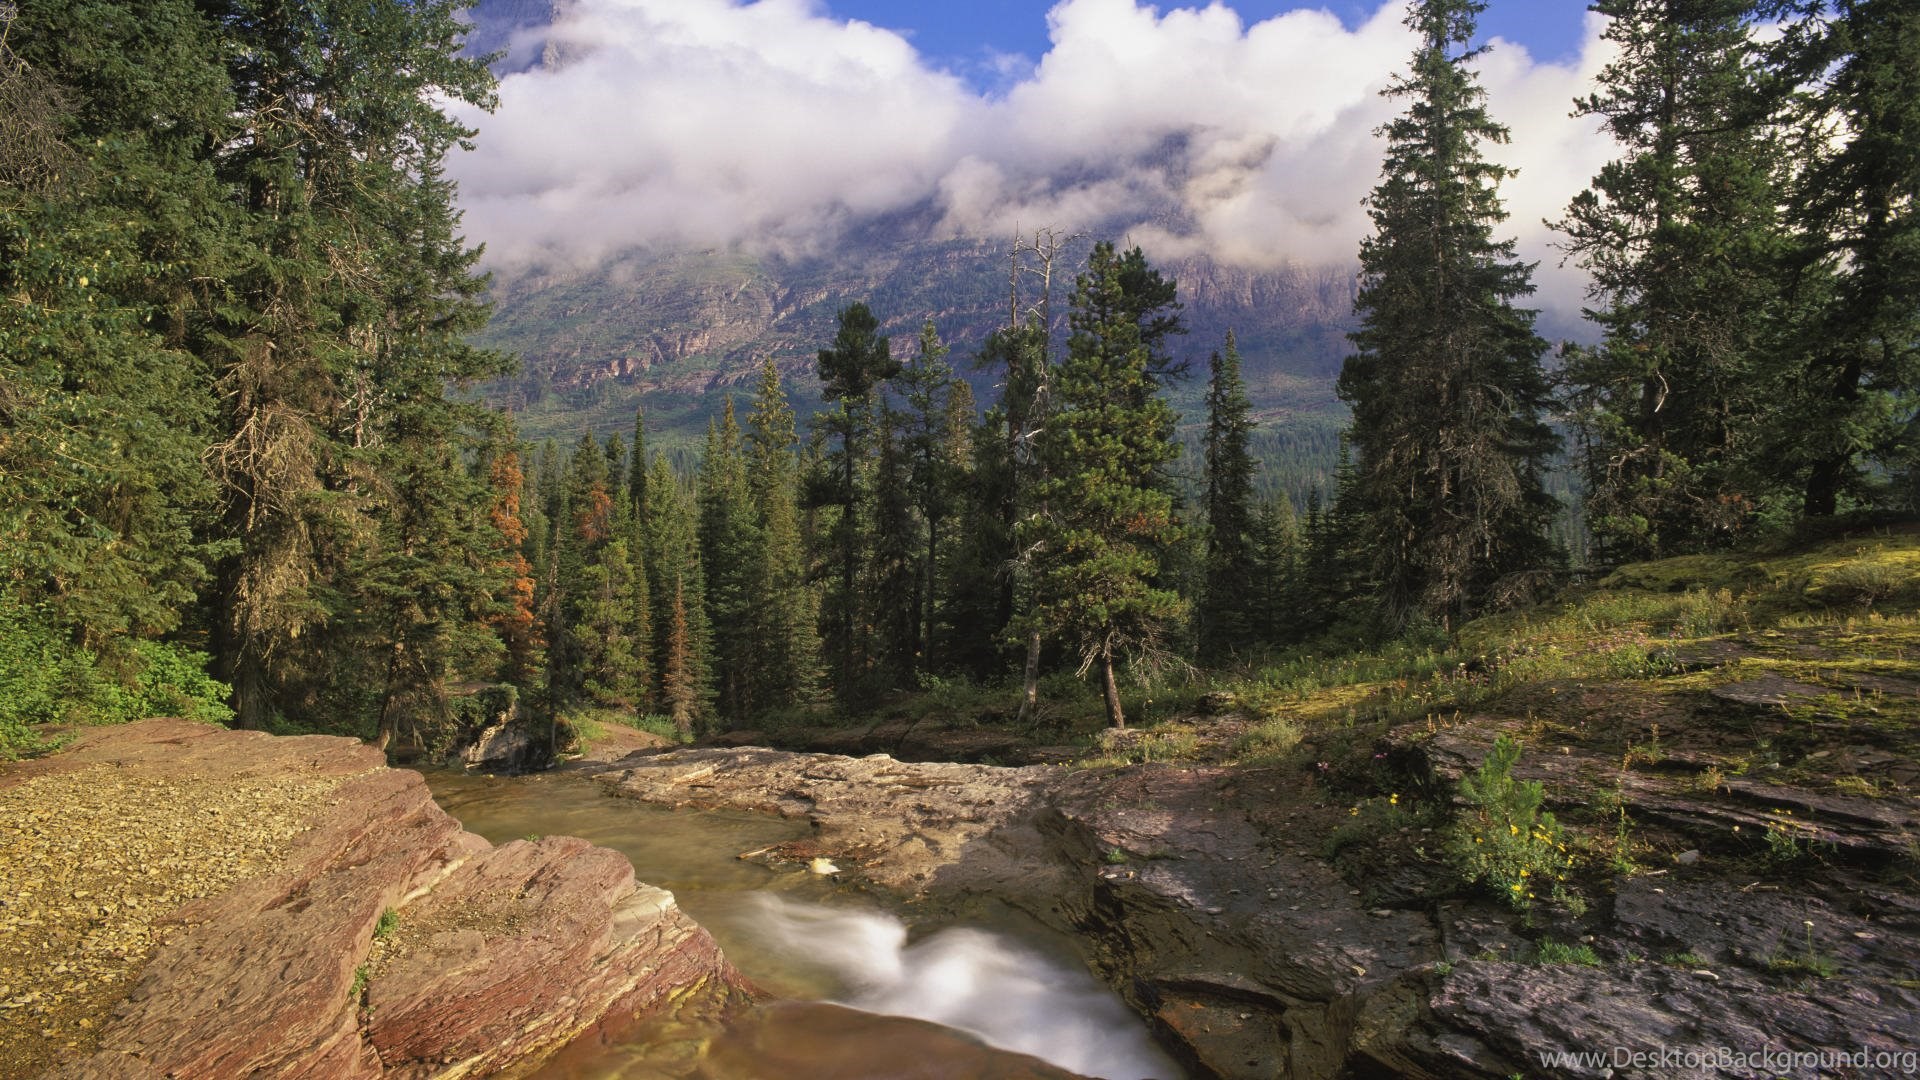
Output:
[
  {"xmin": 461, "ymin": 718, "xmax": 545, "ymax": 772},
  {"xmin": 588, "ymin": 746, "xmax": 1070, "ymax": 899},
  {"xmin": 1353, "ymin": 961, "xmax": 1920, "ymax": 1080},
  {"xmin": 4, "ymin": 719, "xmax": 740, "ymax": 1078}
]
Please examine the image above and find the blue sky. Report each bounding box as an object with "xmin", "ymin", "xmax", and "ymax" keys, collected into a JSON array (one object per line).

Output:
[{"xmin": 826, "ymin": 1, "xmax": 1591, "ymax": 80}]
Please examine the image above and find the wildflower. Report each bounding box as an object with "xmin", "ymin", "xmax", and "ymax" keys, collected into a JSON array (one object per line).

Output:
[
  {"xmin": 1510, "ymin": 824, "xmax": 1520, "ymax": 836},
  {"xmin": 1389, "ymin": 794, "xmax": 1400, "ymax": 806},
  {"xmin": 1350, "ymin": 807, "xmax": 1360, "ymax": 816},
  {"xmin": 1510, "ymin": 883, "xmax": 1523, "ymax": 893}
]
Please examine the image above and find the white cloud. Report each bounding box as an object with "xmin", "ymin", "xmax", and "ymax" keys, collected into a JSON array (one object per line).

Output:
[{"xmin": 450, "ymin": 0, "xmax": 1618, "ymax": 307}]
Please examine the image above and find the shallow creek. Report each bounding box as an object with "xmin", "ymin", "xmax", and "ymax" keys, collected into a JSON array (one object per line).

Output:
[{"xmin": 424, "ymin": 769, "xmax": 1182, "ymax": 1080}]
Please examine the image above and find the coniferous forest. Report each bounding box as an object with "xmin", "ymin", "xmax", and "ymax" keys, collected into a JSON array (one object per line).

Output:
[{"xmin": 2, "ymin": 0, "xmax": 1915, "ymax": 759}]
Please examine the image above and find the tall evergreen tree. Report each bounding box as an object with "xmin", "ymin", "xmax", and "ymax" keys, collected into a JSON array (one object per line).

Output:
[
  {"xmin": 645, "ymin": 455, "xmax": 713, "ymax": 727},
  {"xmin": 699, "ymin": 399, "xmax": 763, "ymax": 722},
  {"xmin": 1338, "ymin": 0, "xmax": 1560, "ymax": 631},
  {"xmin": 0, "ymin": 0, "xmax": 226, "ymax": 660},
  {"xmin": 1770, "ymin": 0, "xmax": 1920, "ymax": 516},
  {"xmin": 810, "ymin": 302, "xmax": 900, "ymax": 700},
  {"xmin": 870, "ymin": 406, "xmax": 921, "ymax": 687},
  {"xmin": 1028, "ymin": 242, "xmax": 1186, "ymax": 729},
  {"xmin": 1199, "ymin": 331, "xmax": 1262, "ymax": 660},
  {"xmin": 1251, "ymin": 495, "xmax": 1303, "ymax": 646},
  {"xmin": 1557, "ymin": 0, "xmax": 1786, "ymax": 560},
  {"xmin": 890, "ymin": 321, "xmax": 969, "ymax": 677},
  {"xmin": 744, "ymin": 359, "xmax": 819, "ymax": 709}
]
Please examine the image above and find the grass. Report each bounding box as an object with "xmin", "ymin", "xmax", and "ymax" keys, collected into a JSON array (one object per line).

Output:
[
  {"xmin": 374, "ymin": 908, "xmax": 399, "ymax": 941},
  {"xmin": 558, "ymin": 707, "xmax": 692, "ymax": 753}
]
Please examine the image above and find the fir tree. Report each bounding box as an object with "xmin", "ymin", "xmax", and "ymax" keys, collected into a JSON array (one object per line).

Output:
[
  {"xmin": 1770, "ymin": 0, "xmax": 1920, "ymax": 516},
  {"xmin": 1029, "ymin": 242, "xmax": 1186, "ymax": 728},
  {"xmin": 810, "ymin": 302, "xmax": 900, "ymax": 700},
  {"xmin": 1199, "ymin": 331, "xmax": 1262, "ymax": 660},
  {"xmin": 699, "ymin": 400, "xmax": 763, "ymax": 722},
  {"xmin": 1557, "ymin": 0, "xmax": 1785, "ymax": 559},
  {"xmin": 645, "ymin": 456, "xmax": 714, "ymax": 727},
  {"xmin": 1338, "ymin": 0, "xmax": 1561, "ymax": 631},
  {"xmin": 890, "ymin": 321, "xmax": 969, "ymax": 676},
  {"xmin": 870, "ymin": 406, "xmax": 921, "ymax": 687},
  {"xmin": 745, "ymin": 358, "xmax": 819, "ymax": 708}
]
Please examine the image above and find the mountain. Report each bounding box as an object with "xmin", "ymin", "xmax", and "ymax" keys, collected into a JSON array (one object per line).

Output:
[{"xmin": 477, "ymin": 235, "xmax": 1359, "ymax": 460}]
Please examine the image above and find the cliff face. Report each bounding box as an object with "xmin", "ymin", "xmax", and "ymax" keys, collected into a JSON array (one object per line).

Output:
[
  {"xmin": 0, "ymin": 718, "xmax": 743, "ymax": 1079},
  {"xmin": 476, "ymin": 238, "xmax": 1357, "ymax": 444}
]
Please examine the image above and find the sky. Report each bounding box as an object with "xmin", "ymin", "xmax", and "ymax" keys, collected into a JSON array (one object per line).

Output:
[
  {"xmin": 825, "ymin": 1, "xmax": 1594, "ymax": 83},
  {"xmin": 452, "ymin": 0, "xmax": 1615, "ymax": 311}
]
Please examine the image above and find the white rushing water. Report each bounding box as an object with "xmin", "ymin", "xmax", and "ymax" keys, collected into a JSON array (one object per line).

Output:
[{"xmin": 740, "ymin": 894, "xmax": 1183, "ymax": 1080}]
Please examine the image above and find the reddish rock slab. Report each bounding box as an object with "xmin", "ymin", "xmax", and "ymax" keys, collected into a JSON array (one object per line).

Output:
[{"xmin": 17, "ymin": 719, "xmax": 739, "ymax": 1079}]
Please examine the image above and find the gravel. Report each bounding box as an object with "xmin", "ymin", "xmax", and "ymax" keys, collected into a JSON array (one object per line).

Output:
[{"xmin": 0, "ymin": 762, "xmax": 341, "ymax": 1077}]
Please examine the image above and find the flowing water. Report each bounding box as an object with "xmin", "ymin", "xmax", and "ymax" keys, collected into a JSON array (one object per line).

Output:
[{"xmin": 424, "ymin": 770, "xmax": 1182, "ymax": 1080}]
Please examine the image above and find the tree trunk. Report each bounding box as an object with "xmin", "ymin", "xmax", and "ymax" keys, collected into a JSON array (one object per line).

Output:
[
  {"xmin": 1016, "ymin": 628, "xmax": 1042, "ymax": 724},
  {"xmin": 1805, "ymin": 354, "xmax": 1865, "ymax": 518},
  {"xmin": 1100, "ymin": 646, "xmax": 1125, "ymax": 730}
]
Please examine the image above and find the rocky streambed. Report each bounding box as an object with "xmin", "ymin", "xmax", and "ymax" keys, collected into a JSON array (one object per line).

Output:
[
  {"xmin": 577, "ymin": 734, "xmax": 1920, "ymax": 1079},
  {"xmin": 7, "ymin": 709, "xmax": 1918, "ymax": 1079}
]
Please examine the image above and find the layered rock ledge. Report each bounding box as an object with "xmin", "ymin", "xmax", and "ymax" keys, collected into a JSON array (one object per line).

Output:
[
  {"xmin": 583, "ymin": 742, "xmax": 1920, "ymax": 1079},
  {"xmin": 0, "ymin": 718, "xmax": 742, "ymax": 1079}
]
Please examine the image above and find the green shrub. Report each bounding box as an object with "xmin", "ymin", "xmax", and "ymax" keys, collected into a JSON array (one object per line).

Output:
[
  {"xmin": 1533, "ymin": 940, "xmax": 1601, "ymax": 966},
  {"xmin": 1446, "ymin": 735, "xmax": 1574, "ymax": 910},
  {"xmin": 0, "ymin": 608, "xmax": 232, "ymax": 757},
  {"xmin": 1234, "ymin": 716, "xmax": 1303, "ymax": 765}
]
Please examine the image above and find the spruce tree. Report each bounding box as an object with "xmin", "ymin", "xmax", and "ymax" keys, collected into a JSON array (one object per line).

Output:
[
  {"xmin": 745, "ymin": 358, "xmax": 819, "ymax": 709},
  {"xmin": 870, "ymin": 406, "xmax": 921, "ymax": 687},
  {"xmin": 645, "ymin": 456, "xmax": 714, "ymax": 727},
  {"xmin": 699, "ymin": 400, "xmax": 763, "ymax": 722},
  {"xmin": 1338, "ymin": 0, "xmax": 1560, "ymax": 631},
  {"xmin": 1199, "ymin": 331, "xmax": 1261, "ymax": 660},
  {"xmin": 1029, "ymin": 242, "xmax": 1186, "ymax": 728},
  {"xmin": 810, "ymin": 302, "xmax": 900, "ymax": 700},
  {"xmin": 890, "ymin": 321, "xmax": 968, "ymax": 677},
  {"xmin": 1770, "ymin": 0, "xmax": 1920, "ymax": 516},
  {"xmin": 1557, "ymin": 0, "xmax": 1785, "ymax": 559}
]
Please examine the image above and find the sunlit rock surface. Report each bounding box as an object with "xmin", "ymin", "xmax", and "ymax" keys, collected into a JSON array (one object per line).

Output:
[{"xmin": 0, "ymin": 718, "xmax": 742, "ymax": 1078}]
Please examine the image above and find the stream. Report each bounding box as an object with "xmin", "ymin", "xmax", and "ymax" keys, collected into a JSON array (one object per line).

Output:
[{"xmin": 424, "ymin": 770, "xmax": 1183, "ymax": 1080}]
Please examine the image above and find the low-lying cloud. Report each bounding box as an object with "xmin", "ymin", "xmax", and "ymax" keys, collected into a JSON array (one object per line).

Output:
[{"xmin": 450, "ymin": 0, "xmax": 1614, "ymax": 308}]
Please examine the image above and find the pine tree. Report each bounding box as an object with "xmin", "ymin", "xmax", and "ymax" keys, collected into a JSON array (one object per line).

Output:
[
  {"xmin": 1252, "ymin": 495, "xmax": 1302, "ymax": 646},
  {"xmin": 699, "ymin": 399, "xmax": 764, "ymax": 721},
  {"xmin": 890, "ymin": 321, "xmax": 969, "ymax": 676},
  {"xmin": 0, "ymin": 0, "xmax": 224, "ymax": 658},
  {"xmin": 1199, "ymin": 331, "xmax": 1261, "ymax": 660},
  {"xmin": 645, "ymin": 456, "xmax": 714, "ymax": 727},
  {"xmin": 1338, "ymin": 0, "xmax": 1561, "ymax": 631},
  {"xmin": 1557, "ymin": 0, "xmax": 1786, "ymax": 559},
  {"xmin": 1770, "ymin": 0, "xmax": 1920, "ymax": 517},
  {"xmin": 870, "ymin": 406, "xmax": 921, "ymax": 687},
  {"xmin": 744, "ymin": 358, "xmax": 819, "ymax": 709},
  {"xmin": 810, "ymin": 302, "xmax": 900, "ymax": 701},
  {"xmin": 629, "ymin": 406, "xmax": 650, "ymax": 522},
  {"xmin": 1029, "ymin": 242, "xmax": 1186, "ymax": 728}
]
